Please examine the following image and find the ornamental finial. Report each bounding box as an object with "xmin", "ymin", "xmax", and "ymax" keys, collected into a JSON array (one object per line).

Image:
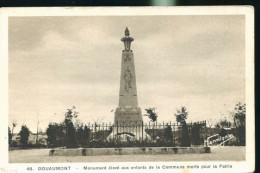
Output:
[
  {"xmin": 125, "ymin": 27, "xmax": 130, "ymax": 36},
  {"xmin": 121, "ymin": 27, "xmax": 134, "ymax": 51}
]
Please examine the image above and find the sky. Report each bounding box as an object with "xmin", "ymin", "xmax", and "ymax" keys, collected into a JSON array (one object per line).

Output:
[{"xmin": 8, "ymin": 15, "xmax": 245, "ymax": 133}]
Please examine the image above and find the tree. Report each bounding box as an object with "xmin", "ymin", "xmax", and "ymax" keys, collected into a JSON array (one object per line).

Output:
[
  {"xmin": 10, "ymin": 121, "xmax": 17, "ymax": 145},
  {"xmin": 174, "ymin": 107, "xmax": 190, "ymax": 147},
  {"xmin": 219, "ymin": 128, "xmax": 228, "ymax": 137},
  {"xmin": 215, "ymin": 119, "xmax": 232, "ymax": 129},
  {"xmin": 180, "ymin": 121, "xmax": 191, "ymax": 147},
  {"xmin": 232, "ymin": 102, "xmax": 246, "ymax": 145},
  {"xmin": 19, "ymin": 125, "xmax": 30, "ymax": 148},
  {"xmin": 143, "ymin": 107, "xmax": 158, "ymax": 122},
  {"xmin": 64, "ymin": 106, "xmax": 78, "ymax": 148},
  {"xmin": 46, "ymin": 123, "xmax": 62, "ymax": 148},
  {"xmin": 76, "ymin": 124, "xmax": 84, "ymax": 147},
  {"xmin": 174, "ymin": 107, "xmax": 188, "ymax": 124},
  {"xmin": 8, "ymin": 127, "xmax": 12, "ymax": 146},
  {"xmin": 76, "ymin": 125, "xmax": 90, "ymax": 147},
  {"xmin": 164, "ymin": 125, "xmax": 173, "ymax": 146},
  {"xmin": 232, "ymin": 102, "xmax": 246, "ymax": 127},
  {"xmin": 65, "ymin": 106, "xmax": 78, "ymax": 125},
  {"xmin": 191, "ymin": 124, "xmax": 201, "ymax": 145},
  {"xmin": 74, "ymin": 118, "xmax": 82, "ymax": 130}
]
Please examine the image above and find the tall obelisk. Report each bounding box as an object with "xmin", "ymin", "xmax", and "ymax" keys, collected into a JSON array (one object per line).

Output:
[{"xmin": 113, "ymin": 27, "xmax": 144, "ymax": 139}]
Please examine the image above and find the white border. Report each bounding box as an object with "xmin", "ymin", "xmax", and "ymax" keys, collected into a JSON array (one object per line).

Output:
[{"xmin": 0, "ymin": 6, "xmax": 255, "ymax": 173}]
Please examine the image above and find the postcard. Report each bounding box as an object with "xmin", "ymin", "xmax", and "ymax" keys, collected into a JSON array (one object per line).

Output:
[{"xmin": 0, "ymin": 6, "xmax": 254, "ymax": 173}]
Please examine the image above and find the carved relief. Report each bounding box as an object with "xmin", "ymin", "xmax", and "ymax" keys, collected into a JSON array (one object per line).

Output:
[
  {"xmin": 124, "ymin": 54, "xmax": 131, "ymax": 62},
  {"xmin": 123, "ymin": 67, "xmax": 133, "ymax": 92}
]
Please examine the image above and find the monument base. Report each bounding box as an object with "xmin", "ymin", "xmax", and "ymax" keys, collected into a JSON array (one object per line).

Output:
[
  {"xmin": 110, "ymin": 107, "xmax": 150, "ymax": 140},
  {"xmin": 49, "ymin": 147, "xmax": 211, "ymax": 156},
  {"xmin": 107, "ymin": 127, "xmax": 150, "ymax": 141}
]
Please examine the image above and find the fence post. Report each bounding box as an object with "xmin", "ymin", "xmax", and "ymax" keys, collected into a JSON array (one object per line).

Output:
[
  {"xmin": 142, "ymin": 121, "xmax": 143, "ymax": 141},
  {"xmin": 200, "ymin": 124, "xmax": 202, "ymax": 146},
  {"xmin": 102, "ymin": 123, "xmax": 105, "ymax": 140},
  {"xmin": 136, "ymin": 122, "xmax": 138, "ymax": 139},
  {"xmin": 191, "ymin": 121, "xmax": 193, "ymax": 146},
  {"xmin": 112, "ymin": 124, "xmax": 114, "ymax": 140},
  {"xmin": 153, "ymin": 123, "xmax": 155, "ymax": 142},
  {"xmin": 59, "ymin": 126, "xmax": 62, "ymax": 148},
  {"xmin": 66, "ymin": 124, "xmax": 68, "ymax": 148},
  {"xmin": 116, "ymin": 121, "xmax": 118, "ymax": 140},
  {"xmin": 123, "ymin": 122, "xmax": 124, "ymax": 133},
  {"xmin": 205, "ymin": 120, "xmax": 208, "ymax": 140},
  {"xmin": 92, "ymin": 124, "xmax": 94, "ymax": 141},
  {"xmin": 173, "ymin": 123, "xmax": 175, "ymax": 147}
]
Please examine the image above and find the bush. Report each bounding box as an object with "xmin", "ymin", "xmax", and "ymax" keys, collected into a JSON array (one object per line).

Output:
[
  {"xmin": 164, "ymin": 126, "xmax": 173, "ymax": 147},
  {"xmin": 180, "ymin": 122, "xmax": 191, "ymax": 147},
  {"xmin": 191, "ymin": 124, "xmax": 201, "ymax": 145},
  {"xmin": 66, "ymin": 122, "xmax": 78, "ymax": 148},
  {"xmin": 19, "ymin": 125, "xmax": 30, "ymax": 148}
]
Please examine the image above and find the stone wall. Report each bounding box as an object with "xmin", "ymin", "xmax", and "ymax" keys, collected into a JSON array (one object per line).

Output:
[{"xmin": 49, "ymin": 147, "xmax": 210, "ymax": 156}]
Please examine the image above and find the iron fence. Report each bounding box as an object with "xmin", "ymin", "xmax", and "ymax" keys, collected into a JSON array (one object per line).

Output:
[{"xmin": 47, "ymin": 120, "xmax": 207, "ymax": 148}]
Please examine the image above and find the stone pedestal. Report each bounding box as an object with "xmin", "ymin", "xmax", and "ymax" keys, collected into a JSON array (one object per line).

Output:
[{"xmin": 111, "ymin": 107, "xmax": 145, "ymax": 140}]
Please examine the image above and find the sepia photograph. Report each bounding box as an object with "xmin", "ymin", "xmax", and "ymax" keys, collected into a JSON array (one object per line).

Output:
[{"xmin": 0, "ymin": 6, "xmax": 254, "ymax": 172}]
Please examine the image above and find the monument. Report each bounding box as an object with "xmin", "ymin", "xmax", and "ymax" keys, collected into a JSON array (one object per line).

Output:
[
  {"xmin": 110, "ymin": 27, "xmax": 147, "ymax": 140},
  {"xmin": 49, "ymin": 27, "xmax": 211, "ymax": 156}
]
